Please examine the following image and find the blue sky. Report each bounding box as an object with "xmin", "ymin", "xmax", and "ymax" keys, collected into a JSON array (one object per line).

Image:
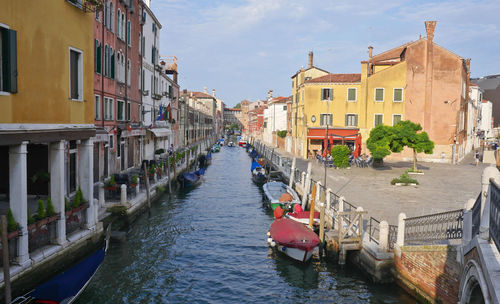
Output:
[{"xmin": 151, "ymin": 0, "xmax": 500, "ymax": 107}]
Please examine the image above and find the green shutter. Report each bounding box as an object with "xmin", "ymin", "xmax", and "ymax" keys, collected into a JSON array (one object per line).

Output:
[
  {"xmin": 3, "ymin": 29, "xmax": 18, "ymax": 93},
  {"xmin": 354, "ymin": 114, "xmax": 358, "ymax": 126},
  {"xmin": 348, "ymin": 88, "xmax": 356, "ymax": 101},
  {"xmin": 329, "ymin": 89, "xmax": 333, "ymax": 100},
  {"xmin": 97, "ymin": 43, "xmax": 101, "ymax": 74},
  {"xmin": 111, "ymin": 51, "xmax": 115, "ymax": 79},
  {"xmin": 345, "ymin": 114, "xmax": 348, "ymax": 126}
]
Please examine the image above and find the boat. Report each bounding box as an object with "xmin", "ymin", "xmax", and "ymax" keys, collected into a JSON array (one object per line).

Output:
[
  {"xmin": 262, "ymin": 181, "xmax": 300, "ymax": 211},
  {"xmin": 211, "ymin": 144, "xmax": 220, "ymax": 153},
  {"xmin": 251, "ymin": 160, "xmax": 267, "ymax": 185},
  {"xmin": 218, "ymin": 138, "xmax": 224, "ymax": 146},
  {"xmin": 11, "ymin": 227, "xmax": 110, "ymax": 304},
  {"xmin": 227, "ymin": 141, "xmax": 235, "ymax": 147},
  {"xmin": 177, "ymin": 168, "xmax": 205, "ymax": 187},
  {"xmin": 268, "ymin": 218, "xmax": 320, "ymax": 262},
  {"xmin": 238, "ymin": 140, "xmax": 247, "ymax": 147},
  {"xmin": 205, "ymin": 152, "xmax": 212, "ymax": 166},
  {"xmin": 286, "ymin": 211, "xmax": 320, "ymax": 225}
]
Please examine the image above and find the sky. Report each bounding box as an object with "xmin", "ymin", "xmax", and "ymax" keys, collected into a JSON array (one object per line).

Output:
[{"xmin": 151, "ymin": 0, "xmax": 500, "ymax": 107}]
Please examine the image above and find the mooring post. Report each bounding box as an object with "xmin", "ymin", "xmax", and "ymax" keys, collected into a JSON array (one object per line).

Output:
[
  {"xmin": 2, "ymin": 215, "xmax": 11, "ymax": 304},
  {"xmin": 301, "ymin": 162, "xmax": 312, "ymax": 210},
  {"xmin": 166, "ymin": 157, "xmax": 172, "ymax": 194},
  {"xmin": 120, "ymin": 184, "xmax": 127, "ymax": 204},
  {"xmin": 98, "ymin": 182, "xmax": 105, "ymax": 208},
  {"xmin": 309, "ymin": 183, "xmax": 317, "ymax": 229},
  {"xmin": 186, "ymin": 148, "xmax": 190, "ymax": 172},
  {"xmin": 289, "ymin": 157, "xmax": 296, "ymax": 188},
  {"xmin": 143, "ymin": 163, "xmax": 151, "ymax": 210},
  {"xmin": 325, "ymin": 188, "xmax": 332, "ymax": 229},
  {"xmin": 396, "ymin": 212, "xmax": 406, "ymax": 248}
]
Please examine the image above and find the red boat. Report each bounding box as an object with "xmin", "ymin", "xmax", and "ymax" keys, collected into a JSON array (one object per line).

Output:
[
  {"xmin": 238, "ymin": 140, "xmax": 247, "ymax": 147},
  {"xmin": 286, "ymin": 211, "xmax": 320, "ymax": 225},
  {"xmin": 268, "ymin": 218, "xmax": 320, "ymax": 262}
]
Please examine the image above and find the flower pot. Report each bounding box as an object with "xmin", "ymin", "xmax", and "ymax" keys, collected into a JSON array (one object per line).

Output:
[
  {"xmin": 105, "ymin": 185, "xmax": 118, "ymax": 191},
  {"xmin": 130, "ymin": 183, "xmax": 137, "ymax": 188},
  {"xmin": 7, "ymin": 230, "xmax": 20, "ymax": 240}
]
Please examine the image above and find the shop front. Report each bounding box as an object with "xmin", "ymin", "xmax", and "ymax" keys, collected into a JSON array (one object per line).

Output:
[{"xmin": 307, "ymin": 128, "xmax": 362, "ymax": 159}]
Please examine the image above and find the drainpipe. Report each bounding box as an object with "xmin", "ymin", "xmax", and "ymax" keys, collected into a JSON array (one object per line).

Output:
[{"xmin": 101, "ymin": 11, "xmax": 105, "ymax": 129}]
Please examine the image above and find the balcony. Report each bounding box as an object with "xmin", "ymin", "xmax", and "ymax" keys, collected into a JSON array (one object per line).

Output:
[
  {"xmin": 152, "ymin": 93, "xmax": 162, "ymax": 100},
  {"xmin": 66, "ymin": 0, "xmax": 103, "ymax": 13}
]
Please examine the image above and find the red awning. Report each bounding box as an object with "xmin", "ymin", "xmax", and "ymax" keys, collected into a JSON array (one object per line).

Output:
[{"xmin": 307, "ymin": 128, "xmax": 359, "ymax": 140}]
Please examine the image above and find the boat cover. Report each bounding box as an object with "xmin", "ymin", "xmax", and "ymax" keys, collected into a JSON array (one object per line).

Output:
[
  {"xmin": 287, "ymin": 211, "xmax": 320, "ymax": 220},
  {"xmin": 250, "ymin": 161, "xmax": 262, "ymax": 172},
  {"xmin": 31, "ymin": 247, "xmax": 105, "ymax": 303},
  {"xmin": 206, "ymin": 153, "xmax": 212, "ymax": 160},
  {"xmin": 194, "ymin": 168, "xmax": 205, "ymax": 176},
  {"xmin": 270, "ymin": 218, "xmax": 320, "ymax": 251},
  {"xmin": 183, "ymin": 172, "xmax": 200, "ymax": 183}
]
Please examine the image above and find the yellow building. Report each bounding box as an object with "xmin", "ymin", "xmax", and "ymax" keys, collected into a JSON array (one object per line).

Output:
[
  {"xmin": 0, "ymin": 1, "xmax": 98, "ymax": 267},
  {"xmin": 292, "ymin": 50, "xmax": 406, "ymax": 159}
]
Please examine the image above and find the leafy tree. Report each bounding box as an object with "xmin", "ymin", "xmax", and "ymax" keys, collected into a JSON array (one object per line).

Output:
[
  {"xmin": 234, "ymin": 103, "xmax": 241, "ymax": 109},
  {"xmin": 330, "ymin": 145, "xmax": 351, "ymax": 168},
  {"xmin": 391, "ymin": 120, "xmax": 434, "ymax": 172},
  {"xmin": 277, "ymin": 130, "xmax": 287, "ymax": 138},
  {"xmin": 366, "ymin": 125, "xmax": 395, "ymax": 162},
  {"xmin": 230, "ymin": 123, "xmax": 240, "ymax": 130}
]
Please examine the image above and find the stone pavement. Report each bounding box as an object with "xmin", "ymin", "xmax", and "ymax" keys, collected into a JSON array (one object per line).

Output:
[{"xmin": 266, "ymin": 145, "xmax": 489, "ymax": 225}]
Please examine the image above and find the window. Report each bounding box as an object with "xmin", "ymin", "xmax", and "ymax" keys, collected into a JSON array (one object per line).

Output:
[
  {"xmin": 321, "ymin": 88, "xmax": 333, "ymax": 101},
  {"xmin": 121, "ymin": 12, "xmax": 125, "ymax": 40},
  {"xmin": 104, "ymin": 97, "xmax": 114, "ymax": 120},
  {"xmin": 283, "ymin": 105, "xmax": 287, "ymax": 111},
  {"xmin": 109, "ymin": 2, "xmax": 114, "ymax": 32},
  {"xmin": 109, "ymin": 134, "xmax": 114, "ymax": 149},
  {"xmin": 393, "ymin": 88, "xmax": 403, "ymax": 102},
  {"xmin": 0, "ymin": 26, "xmax": 17, "ymax": 93},
  {"xmin": 393, "ymin": 114, "xmax": 402, "ymax": 126},
  {"xmin": 95, "ymin": 95, "xmax": 101, "ymax": 120},
  {"xmin": 94, "ymin": 39, "xmax": 101, "ymax": 74},
  {"xmin": 151, "ymin": 46, "xmax": 156, "ymax": 65},
  {"xmin": 320, "ymin": 113, "xmax": 332, "ymax": 126},
  {"xmin": 126, "ymin": 102, "xmax": 131, "ymax": 121},
  {"xmin": 347, "ymin": 88, "xmax": 357, "ymax": 102},
  {"xmin": 117, "ymin": 100, "xmax": 124, "ymax": 121},
  {"xmin": 141, "ymin": 36, "xmax": 145, "ymax": 58},
  {"xmin": 69, "ymin": 48, "xmax": 83, "ymax": 100},
  {"xmin": 127, "ymin": 59, "xmax": 130, "ymax": 86},
  {"xmin": 374, "ymin": 88, "xmax": 384, "ymax": 102},
  {"xmin": 374, "ymin": 114, "xmax": 384, "ymax": 126},
  {"xmin": 110, "ymin": 48, "xmax": 115, "ymax": 79},
  {"xmin": 127, "ymin": 20, "xmax": 131, "ymax": 46},
  {"xmin": 116, "ymin": 9, "xmax": 121, "ymax": 39},
  {"xmin": 345, "ymin": 114, "xmax": 358, "ymax": 127}
]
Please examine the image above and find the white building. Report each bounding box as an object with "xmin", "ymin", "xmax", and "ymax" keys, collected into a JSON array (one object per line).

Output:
[
  {"xmin": 140, "ymin": 2, "xmax": 171, "ymax": 160},
  {"xmin": 478, "ymin": 100, "xmax": 493, "ymax": 140},
  {"xmin": 263, "ymin": 96, "xmax": 289, "ymax": 146},
  {"xmin": 466, "ymin": 84, "xmax": 483, "ymax": 153}
]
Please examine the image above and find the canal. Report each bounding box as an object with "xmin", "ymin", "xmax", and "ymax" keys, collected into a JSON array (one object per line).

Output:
[{"xmin": 77, "ymin": 146, "xmax": 414, "ymax": 303}]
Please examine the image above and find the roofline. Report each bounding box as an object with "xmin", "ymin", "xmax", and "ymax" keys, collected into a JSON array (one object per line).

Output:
[
  {"xmin": 141, "ymin": 1, "xmax": 162, "ymax": 29},
  {"xmin": 291, "ymin": 66, "xmax": 330, "ymax": 78}
]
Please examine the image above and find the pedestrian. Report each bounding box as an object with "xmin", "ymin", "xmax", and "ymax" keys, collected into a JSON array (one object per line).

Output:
[{"xmin": 475, "ymin": 151, "xmax": 479, "ymax": 166}]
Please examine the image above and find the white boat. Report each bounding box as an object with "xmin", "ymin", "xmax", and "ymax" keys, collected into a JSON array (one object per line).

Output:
[
  {"xmin": 262, "ymin": 181, "xmax": 301, "ymax": 211},
  {"xmin": 227, "ymin": 141, "xmax": 235, "ymax": 147}
]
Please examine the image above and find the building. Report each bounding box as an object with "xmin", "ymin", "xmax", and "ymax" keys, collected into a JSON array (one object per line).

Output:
[
  {"xmin": 224, "ymin": 108, "xmax": 242, "ymax": 129},
  {"xmin": 93, "ymin": 0, "xmax": 143, "ymax": 181},
  {"xmin": 263, "ymin": 96, "xmax": 290, "ymax": 146},
  {"xmin": 0, "ymin": 0, "xmax": 98, "ymax": 268},
  {"xmin": 471, "ymin": 75, "xmax": 500, "ymax": 128},
  {"xmin": 292, "ymin": 21, "xmax": 471, "ymax": 163},
  {"xmin": 240, "ymin": 100, "xmax": 250, "ymax": 133},
  {"xmin": 185, "ymin": 90, "xmax": 217, "ymax": 145}
]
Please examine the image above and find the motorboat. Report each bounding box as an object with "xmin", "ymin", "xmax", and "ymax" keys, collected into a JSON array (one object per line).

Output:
[
  {"xmin": 268, "ymin": 218, "xmax": 319, "ymax": 262},
  {"xmin": 262, "ymin": 181, "xmax": 300, "ymax": 211}
]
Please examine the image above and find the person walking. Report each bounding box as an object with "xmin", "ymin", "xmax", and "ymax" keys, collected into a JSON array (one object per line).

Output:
[{"xmin": 475, "ymin": 150, "xmax": 480, "ymax": 166}]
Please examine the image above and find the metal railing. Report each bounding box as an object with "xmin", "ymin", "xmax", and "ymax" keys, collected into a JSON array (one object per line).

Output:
[
  {"xmin": 490, "ymin": 180, "xmax": 500, "ymax": 251},
  {"xmin": 369, "ymin": 217, "xmax": 380, "ymax": 245},
  {"xmin": 471, "ymin": 192, "xmax": 482, "ymax": 237},
  {"xmin": 388, "ymin": 224, "xmax": 398, "ymax": 250},
  {"xmin": 404, "ymin": 209, "xmax": 464, "ymax": 245}
]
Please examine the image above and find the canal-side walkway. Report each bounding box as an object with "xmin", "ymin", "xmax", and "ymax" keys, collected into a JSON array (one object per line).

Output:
[{"xmin": 253, "ymin": 141, "xmax": 488, "ymax": 225}]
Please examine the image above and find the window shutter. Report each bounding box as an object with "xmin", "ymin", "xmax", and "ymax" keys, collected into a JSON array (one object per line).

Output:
[
  {"xmin": 345, "ymin": 115, "xmax": 348, "ymax": 126},
  {"xmin": 97, "ymin": 43, "xmax": 101, "ymax": 73},
  {"xmin": 321, "ymin": 89, "xmax": 325, "ymax": 100},
  {"xmin": 320, "ymin": 114, "xmax": 324, "ymax": 126},
  {"xmin": 5, "ymin": 29, "xmax": 18, "ymax": 93},
  {"xmin": 111, "ymin": 51, "xmax": 115, "ymax": 79},
  {"xmin": 354, "ymin": 115, "xmax": 358, "ymax": 126},
  {"xmin": 329, "ymin": 89, "xmax": 333, "ymax": 100}
]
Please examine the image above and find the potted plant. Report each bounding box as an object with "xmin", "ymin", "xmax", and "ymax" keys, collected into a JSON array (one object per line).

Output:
[
  {"xmin": 4, "ymin": 209, "xmax": 21, "ymax": 239},
  {"xmin": 130, "ymin": 174, "xmax": 138, "ymax": 188},
  {"xmin": 104, "ymin": 175, "xmax": 118, "ymax": 191},
  {"xmin": 35, "ymin": 199, "xmax": 48, "ymax": 227},
  {"xmin": 66, "ymin": 187, "xmax": 88, "ymax": 217},
  {"xmin": 45, "ymin": 197, "xmax": 58, "ymax": 223}
]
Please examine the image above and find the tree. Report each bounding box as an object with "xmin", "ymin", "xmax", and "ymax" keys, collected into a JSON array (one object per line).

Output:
[
  {"xmin": 330, "ymin": 145, "xmax": 350, "ymax": 168},
  {"xmin": 366, "ymin": 125, "xmax": 395, "ymax": 163},
  {"xmin": 230, "ymin": 123, "xmax": 240, "ymax": 130},
  {"xmin": 391, "ymin": 120, "xmax": 434, "ymax": 171},
  {"xmin": 234, "ymin": 103, "xmax": 241, "ymax": 109}
]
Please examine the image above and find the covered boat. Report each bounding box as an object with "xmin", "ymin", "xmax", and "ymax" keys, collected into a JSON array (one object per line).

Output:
[
  {"xmin": 205, "ymin": 152, "xmax": 212, "ymax": 166},
  {"xmin": 211, "ymin": 144, "xmax": 220, "ymax": 153},
  {"xmin": 238, "ymin": 140, "xmax": 247, "ymax": 147},
  {"xmin": 286, "ymin": 211, "xmax": 320, "ymax": 225},
  {"xmin": 268, "ymin": 218, "xmax": 320, "ymax": 262},
  {"xmin": 251, "ymin": 160, "xmax": 267, "ymax": 185},
  {"xmin": 177, "ymin": 168, "xmax": 205, "ymax": 187},
  {"xmin": 262, "ymin": 181, "xmax": 300, "ymax": 211},
  {"xmin": 227, "ymin": 141, "xmax": 235, "ymax": 147}
]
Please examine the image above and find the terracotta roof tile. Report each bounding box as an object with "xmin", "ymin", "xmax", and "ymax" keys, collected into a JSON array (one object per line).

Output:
[
  {"xmin": 306, "ymin": 73, "xmax": 361, "ymax": 83},
  {"xmin": 188, "ymin": 91, "xmax": 215, "ymax": 99}
]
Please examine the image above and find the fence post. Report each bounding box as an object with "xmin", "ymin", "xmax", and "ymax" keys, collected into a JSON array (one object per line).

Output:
[
  {"xmin": 120, "ymin": 184, "xmax": 127, "ymax": 204},
  {"xmin": 301, "ymin": 172, "xmax": 306, "ymax": 188},
  {"xmin": 336, "ymin": 196, "xmax": 345, "ymax": 232},
  {"xmin": 356, "ymin": 207, "xmax": 364, "ymax": 236},
  {"xmin": 301, "ymin": 162, "xmax": 313, "ymax": 210},
  {"xmin": 480, "ymin": 167, "xmax": 498, "ymax": 239},
  {"xmin": 463, "ymin": 198, "xmax": 476, "ymax": 244},
  {"xmin": 396, "ymin": 212, "xmax": 406, "ymax": 247},
  {"xmin": 326, "ymin": 188, "xmax": 332, "ymax": 229},
  {"xmin": 98, "ymin": 182, "xmax": 105, "ymax": 207},
  {"xmin": 379, "ymin": 220, "xmax": 389, "ymax": 251},
  {"xmin": 315, "ymin": 181, "xmax": 322, "ymax": 209}
]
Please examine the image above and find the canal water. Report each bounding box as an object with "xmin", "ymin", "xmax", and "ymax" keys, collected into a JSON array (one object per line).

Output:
[{"xmin": 78, "ymin": 146, "xmax": 415, "ymax": 303}]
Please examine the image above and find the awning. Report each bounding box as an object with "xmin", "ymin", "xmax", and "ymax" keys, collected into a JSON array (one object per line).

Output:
[
  {"xmin": 148, "ymin": 128, "xmax": 171, "ymax": 137},
  {"xmin": 307, "ymin": 128, "xmax": 359, "ymax": 140}
]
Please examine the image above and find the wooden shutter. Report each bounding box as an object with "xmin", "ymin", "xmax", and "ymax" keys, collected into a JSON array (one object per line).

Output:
[
  {"xmin": 321, "ymin": 89, "xmax": 325, "ymax": 100},
  {"xmin": 345, "ymin": 114, "xmax": 348, "ymax": 126},
  {"xmin": 329, "ymin": 89, "xmax": 333, "ymax": 100},
  {"xmin": 3, "ymin": 29, "xmax": 18, "ymax": 93},
  {"xmin": 354, "ymin": 114, "xmax": 358, "ymax": 126},
  {"xmin": 111, "ymin": 51, "xmax": 115, "ymax": 79}
]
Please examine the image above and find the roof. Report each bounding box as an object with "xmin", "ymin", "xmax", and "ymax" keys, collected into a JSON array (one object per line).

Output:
[
  {"xmin": 271, "ymin": 96, "xmax": 291, "ymax": 103},
  {"xmin": 225, "ymin": 108, "xmax": 241, "ymax": 111},
  {"xmin": 370, "ymin": 41, "xmax": 416, "ymax": 64},
  {"xmin": 306, "ymin": 73, "xmax": 361, "ymax": 84},
  {"xmin": 291, "ymin": 66, "xmax": 330, "ymax": 78},
  {"xmin": 473, "ymin": 77, "xmax": 500, "ymax": 91},
  {"xmin": 188, "ymin": 91, "xmax": 215, "ymax": 99}
]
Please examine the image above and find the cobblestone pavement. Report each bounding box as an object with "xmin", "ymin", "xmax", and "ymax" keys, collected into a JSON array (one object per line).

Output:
[{"xmin": 267, "ymin": 145, "xmax": 490, "ymax": 225}]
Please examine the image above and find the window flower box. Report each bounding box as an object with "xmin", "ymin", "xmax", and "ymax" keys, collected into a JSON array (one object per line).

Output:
[{"xmin": 65, "ymin": 202, "xmax": 89, "ymax": 218}]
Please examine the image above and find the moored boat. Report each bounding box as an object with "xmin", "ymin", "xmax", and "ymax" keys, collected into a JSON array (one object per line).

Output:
[
  {"xmin": 268, "ymin": 218, "xmax": 320, "ymax": 262},
  {"xmin": 286, "ymin": 211, "xmax": 320, "ymax": 225},
  {"xmin": 262, "ymin": 181, "xmax": 300, "ymax": 211},
  {"xmin": 177, "ymin": 168, "xmax": 205, "ymax": 187},
  {"xmin": 238, "ymin": 140, "xmax": 247, "ymax": 147},
  {"xmin": 211, "ymin": 144, "xmax": 220, "ymax": 153},
  {"xmin": 227, "ymin": 141, "xmax": 235, "ymax": 147},
  {"xmin": 251, "ymin": 160, "xmax": 267, "ymax": 185}
]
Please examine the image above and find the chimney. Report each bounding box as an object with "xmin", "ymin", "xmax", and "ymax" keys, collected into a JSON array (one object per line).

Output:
[
  {"xmin": 425, "ymin": 21, "xmax": 437, "ymax": 42},
  {"xmin": 368, "ymin": 46, "xmax": 373, "ymax": 59},
  {"xmin": 308, "ymin": 51, "xmax": 313, "ymax": 68},
  {"xmin": 212, "ymin": 89, "xmax": 216, "ymax": 97},
  {"xmin": 173, "ymin": 72, "xmax": 178, "ymax": 84},
  {"xmin": 203, "ymin": 86, "xmax": 208, "ymax": 94},
  {"xmin": 267, "ymin": 90, "xmax": 273, "ymax": 100}
]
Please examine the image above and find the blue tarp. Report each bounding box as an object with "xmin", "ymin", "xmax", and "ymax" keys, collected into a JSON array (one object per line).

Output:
[
  {"xmin": 31, "ymin": 247, "xmax": 105, "ymax": 303},
  {"xmin": 206, "ymin": 153, "xmax": 212, "ymax": 160},
  {"xmin": 194, "ymin": 168, "xmax": 205, "ymax": 176},
  {"xmin": 251, "ymin": 161, "xmax": 262, "ymax": 172}
]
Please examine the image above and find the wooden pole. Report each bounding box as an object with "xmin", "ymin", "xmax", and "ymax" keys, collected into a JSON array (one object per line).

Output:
[
  {"xmin": 309, "ymin": 183, "xmax": 317, "ymax": 229},
  {"xmin": 166, "ymin": 156, "xmax": 172, "ymax": 193},
  {"xmin": 2, "ymin": 215, "xmax": 11, "ymax": 304},
  {"xmin": 319, "ymin": 190, "xmax": 326, "ymax": 242},
  {"xmin": 173, "ymin": 154, "xmax": 177, "ymax": 181},
  {"xmin": 186, "ymin": 148, "xmax": 190, "ymax": 172},
  {"xmin": 143, "ymin": 163, "xmax": 151, "ymax": 209}
]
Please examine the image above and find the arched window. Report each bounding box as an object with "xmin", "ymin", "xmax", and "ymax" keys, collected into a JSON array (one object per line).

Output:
[
  {"xmin": 127, "ymin": 59, "xmax": 131, "ymax": 86},
  {"xmin": 117, "ymin": 9, "xmax": 121, "ymax": 38},
  {"xmin": 121, "ymin": 13, "xmax": 125, "ymax": 39},
  {"xmin": 109, "ymin": 2, "xmax": 114, "ymax": 32}
]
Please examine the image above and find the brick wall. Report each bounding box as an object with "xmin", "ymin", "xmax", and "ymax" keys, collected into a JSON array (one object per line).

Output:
[{"xmin": 394, "ymin": 245, "xmax": 461, "ymax": 304}]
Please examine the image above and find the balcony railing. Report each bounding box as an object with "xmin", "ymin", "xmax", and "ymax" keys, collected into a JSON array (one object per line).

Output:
[
  {"xmin": 490, "ymin": 180, "xmax": 500, "ymax": 251},
  {"xmin": 66, "ymin": 0, "xmax": 103, "ymax": 13}
]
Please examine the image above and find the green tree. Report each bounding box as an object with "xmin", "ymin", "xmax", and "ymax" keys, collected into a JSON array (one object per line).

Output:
[
  {"xmin": 366, "ymin": 125, "xmax": 395, "ymax": 163},
  {"xmin": 391, "ymin": 120, "xmax": 434, "ymax": 172},
  {"xmin": 230, "ymin": 123, "xmax": 240, "ymax": 130},
  {"xmin": 330, "ymin": 145, "xmax": 351, "ymax": 168},
  {"xmin": 234, "ymin": 103, "xmax": 241, "ymax": 109}
]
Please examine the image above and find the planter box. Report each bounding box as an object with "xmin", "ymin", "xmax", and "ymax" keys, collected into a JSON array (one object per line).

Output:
[
  {"xmin": 407, "ymin": 172, "xmax": 424, "ymax": 175},
  {"xmin": 105, "ymin": 185, "xmax": 119, "ymax": 191},
  {"xmin": 65, "ymin": 202, "xmax": 88, "ymax": 218},
  {"xmin": 7, "ymin": 230, "xmax": 20, "ymax": 240},
  {"xmin": 394, "ymin": 183, "xmax": 418, "ymax": 186}
]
